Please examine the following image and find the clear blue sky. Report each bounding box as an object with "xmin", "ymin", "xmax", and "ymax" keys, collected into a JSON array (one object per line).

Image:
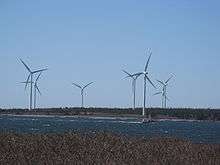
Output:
[{"xmin": 0, "ymin": 0, "xmax": 220, "ymax": 109}]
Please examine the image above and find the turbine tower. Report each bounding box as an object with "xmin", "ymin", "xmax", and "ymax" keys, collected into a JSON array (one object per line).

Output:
[
  {"xmin": 20, "ymin": 59, "xmax": 47, "ymax": 110},
  {"xmin": 122, "ymin": 70, "xmax": 141, "ymax": 110},
  {"xmin": 154, "ymin": 75, "xmax": 173, "ymax": 108},
  {"xmin": 134, "ymin": 51, "xmax": 156, "ymax": 119},
  {"xmin": 72, "ymin": 82, "xmax": 93, "ymax": 108}
]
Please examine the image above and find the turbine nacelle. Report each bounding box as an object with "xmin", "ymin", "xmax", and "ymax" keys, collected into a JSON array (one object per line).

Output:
[{"xmin": 143, "ymin": 71, "xmax": 148, "ymax": 75}]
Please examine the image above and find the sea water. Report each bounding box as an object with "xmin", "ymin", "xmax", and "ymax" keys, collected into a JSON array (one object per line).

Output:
[{"xmin": 0, "ymin": 115, "xmax": 219, "ymax": 144}]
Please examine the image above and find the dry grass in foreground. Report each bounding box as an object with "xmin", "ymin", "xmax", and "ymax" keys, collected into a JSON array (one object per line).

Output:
[{"xmin": 0, "ymin": 132, "xmax": 219, "ymax": 165}]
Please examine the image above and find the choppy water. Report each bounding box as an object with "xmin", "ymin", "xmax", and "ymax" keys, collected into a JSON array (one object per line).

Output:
[{"xmin": 0, "ymin": 115, "xmax": 219, "ymax": 144}]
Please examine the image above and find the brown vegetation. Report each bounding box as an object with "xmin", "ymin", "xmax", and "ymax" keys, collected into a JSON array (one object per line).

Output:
[{"xmin": 0, "ymin": 132, "xmax": 219, "ymax": 165}]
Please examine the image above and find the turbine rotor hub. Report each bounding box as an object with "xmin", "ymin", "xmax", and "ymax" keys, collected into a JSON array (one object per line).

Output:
[{"xmin": 143, "ymin": 71, "xmax": 148, "ymax": 75}]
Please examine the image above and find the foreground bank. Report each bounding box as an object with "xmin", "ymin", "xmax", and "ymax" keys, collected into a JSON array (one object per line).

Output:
[
  {"xmin": 1, "ymin": 107, "xmax": 220, "ymax": 121},
  {"xmin": 0, "ymin": 132, "xmax": 219, "ymax": 165}
]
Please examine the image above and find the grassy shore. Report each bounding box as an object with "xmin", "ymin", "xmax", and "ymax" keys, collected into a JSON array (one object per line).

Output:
[
  {"xmin": 1, "ymin": 107, "xmax": 220, "ymax": 121},
  {"xmin": 0, "ymin": 132, "xmax": 219, "ymax": 165}
]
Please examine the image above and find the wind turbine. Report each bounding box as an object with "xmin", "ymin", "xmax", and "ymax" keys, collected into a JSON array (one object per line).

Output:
[
  {"xmin": 20, "ymin": 59, "xmax": 47, "ymax": 110},
  {"xmin": 21, "ymin": 72, "xmax": 43, "ymax": 109},
  {"xmin": 154, "ymin": 75, "xmax": 173, "ymax": 108},
  {"xmin": 72, "ymin": 82, "xmax": 93, "ymax": 108},
  {"xmin": 134, "ymin": 51, "xmax": 156, "ymax": 120},
  {"xmin": 122, "ymin": 70, "xmax": 141, "ymax": 110},
  {"xmin": 33, "ymin": 72, "xmax": 42, "ymax": 109}
]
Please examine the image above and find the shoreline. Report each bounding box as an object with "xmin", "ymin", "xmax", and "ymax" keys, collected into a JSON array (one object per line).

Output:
[
  {"xmin": 1, "ymin": 113, "xmax": 218, "ymax": 123},
  {"xmin": 1, "ymin": 107, "xmax": 219, "ymax": 121}
]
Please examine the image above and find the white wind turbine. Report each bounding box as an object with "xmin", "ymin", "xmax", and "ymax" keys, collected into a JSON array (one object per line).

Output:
[
  {"xmin": 122, "ymin": 70, "xmax": 141, "ymax": 110},
  {"xmin": 20, "ymin": 59, "xmax": 48, "ymax": 110},
  {"xmin": 21, "ymin": 72, "xmax": 43, "ymax": 109},
  {"xmin": 72, "ymin": 82, "xmax": 93, "ymax": 108},
  {"xmin": 33, "ymin": 72, "xmax": 43, "ymax": 109},
  {"xmin": 154, "ymin": 75, "xmax": 173, "ymax": 108},
  {"xmin": 134, "ymin": 51, "xmax": 156, "ymax": 120}
]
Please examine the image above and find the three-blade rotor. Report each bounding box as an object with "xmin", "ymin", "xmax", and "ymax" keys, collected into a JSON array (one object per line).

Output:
[
  {"xmin": 157, "ymin": 75, "xmax": 173, "ymax": 87},
  {"xmin": 22, "ymin": 72, "xmax": 43, "ymax": 95},
  {"xmin": 155, "ymin": 75, "xmax": 173, "ymax": 108},
  {"xmin": 72, "ymin": 82, "xmax": 93, "ymax": 90},
  {"xmin": 132, "ymin": 53, "xmax": 156, "ymax": 89},
  {"xmin": 20, "ymin": 58, "xmax": 47, "ymax": 110}
]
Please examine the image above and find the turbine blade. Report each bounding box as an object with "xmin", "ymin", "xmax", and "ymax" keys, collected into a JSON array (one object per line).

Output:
[
  {"xmin": 166, "ymin": 75, "xmax": 173, "ymax": 84},
  {"xmin": 25, "ymin": 74, "xmax": 31, "ymax": 90},
  {"xmin": 153, "ymin": 92, "xmax": 162, "ymax": 96},
  {"xmin": 20, "ymin": 81, "xmax": 30, "ymax": 83},
  {"xmin": 165, "ymin": 95, "xmax": 170, "ymax": 101},
  {"xmin": 36, "ymin": 72, "xmax": 42, "ymax": 82},
  {"xmin": 122, "ymin": 70, "xmax": 132, "ymax": 77},
  {"xmin": 123, "ymin": 75, "xmax": 137, "ymax": 80},
  {"xmin": 134, "ymin": 73, "xmax": 142, "ymax": 79},
  {"xmin": 36, "ymin": 85, "xmax": 42, "ymax": 95},
  {"xmin": 83, "ymin": 82, "xmax": 93, "ymax": 89},
  {"xmin": 20, "ymin": 58, "xmax": 31, "ymax": 73},
  {"xmin": 32, "ymin": 68, "xmax": 48, "ymax": 74},
  {"xmin": 146, "ymin": 76, "xmax": 156, "ymax": 88},
  {"xmin": 132, "ymin": 72, "xmax": 143, "ymax": 77},
  {"xmin": 144, "ymin": 52, "xmax": 152, "ymax": 71},
  {"xmin": 156, "ymin": 80, "xmax": 165, "ymax": 86},
  {"xmin": 123, "ymin": 75, "xmax": 131, "ymax": 79},
  {"xmin": 72, "ymin": 83, "xmax": 82, "ymax": 89}
]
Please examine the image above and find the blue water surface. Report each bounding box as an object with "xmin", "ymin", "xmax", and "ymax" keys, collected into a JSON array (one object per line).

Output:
[{"xmin": 0, "ymin": 115, "xmax": 219, "ymax": 144}]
